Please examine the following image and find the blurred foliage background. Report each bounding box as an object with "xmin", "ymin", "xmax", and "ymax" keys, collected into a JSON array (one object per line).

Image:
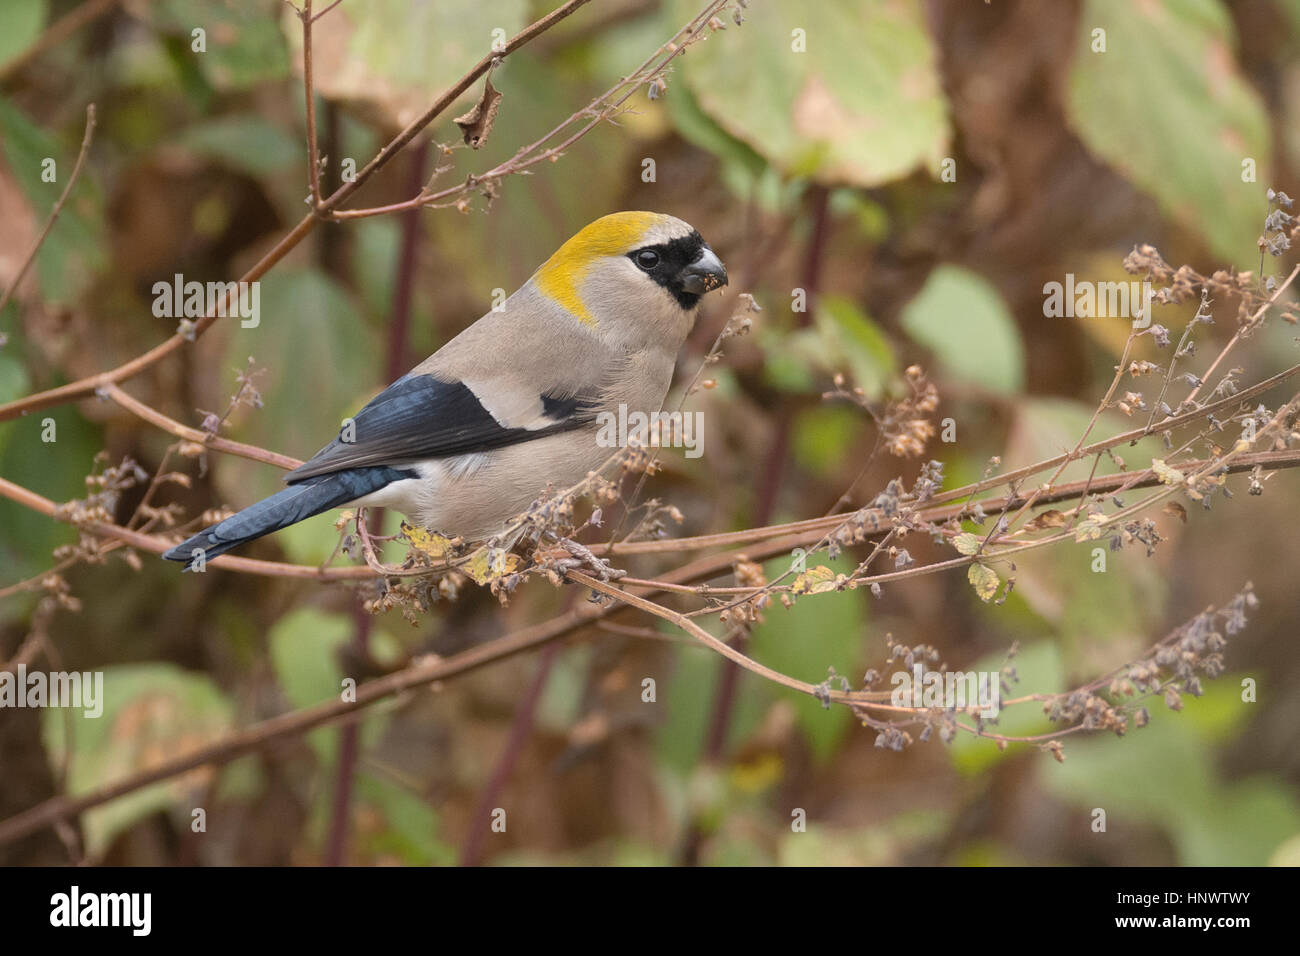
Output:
[{"xmin": 1, "ymin": 0, "xmax": 1299, "ymax": 866}]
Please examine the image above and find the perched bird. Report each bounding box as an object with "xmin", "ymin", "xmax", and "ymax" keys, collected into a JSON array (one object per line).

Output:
[{"xmin": 164, "ymin": 211, "xmax": 727, "ymax": 570}]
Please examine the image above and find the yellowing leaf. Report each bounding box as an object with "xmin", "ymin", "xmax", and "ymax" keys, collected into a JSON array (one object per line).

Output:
[
  {"xmin": 461, "ymin": 547, "xmax": 524, "ymax": 586},
  {"xmin": 792, "ymin": 565, "xmax": 839, "ymax": 595},
  {"xmin": 968, "ymin": 562, "xmax": 999, "ymax": 602},
  {"xmin": 401, "ymin": 521, "xmax": 456, "ymax": 559},
  {"xmin": 1151, "ymin": 458, "xmax": 1185, "ymax": 486},
  {"xmin": 401, "ymin": 523, "xmax": 520, "ymax": 584},
  {"xmin": 952, "ymin": 532, "xmax": 983, "ymax": 556},
  {"xmin": 1074, "ymin": 516, "xmax": 1107, "ymax": 542}
]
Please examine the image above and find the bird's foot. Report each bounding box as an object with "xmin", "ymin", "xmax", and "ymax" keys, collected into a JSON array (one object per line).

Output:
[{"xmin": 549, "ymin": 536, "xmax": 626, "ymax": 582}]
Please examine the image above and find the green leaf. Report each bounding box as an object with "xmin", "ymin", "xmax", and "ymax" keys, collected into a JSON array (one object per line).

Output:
[
  {"xmin": 270, "ymin": 607, "xmax": 404, "ymax": 860},
  {"xmin": 1039, "ymin": 678, "xmax": 1300, "ymax": 865},
  {"xmin": 653, "ymin": 626, "xmax": 768, "ymax": 774},
  {"xmin": 175, "ymin": 116, "xmax": 301, "ymax": 177},
  {"xmin": 900, "ymin": 265, "xmax": 1024, "ymax": 394},
  {"xmin": 41, "ymin": 663, "xmax": 235, "ymax": 858},
  {"xmin": 1004, "ymin": 397, "xmax": 1163, "ymax": 485},
  {"xmin": 791, "ymin": 565, "xmax": 838, "ymax": 594},
  {"xmin": 353, "ymin": 218, "xmax": 402, "ymax": 318},
  {"xmin": 0, "ymin": 0, "xmax": 46, "ymax": 72},
  {"xmin": 814, "ymin": 296, "xmax": 896, "ymax": 398},
  {"xmin": 350, "ymin": 773, "xmax": 456, "ymax": 865},
  {"xmin": 425, "ymin": 52, "xmax": 631, "ymax": 302},
  {"xmin": 791, "ymin": 404, "xmax": 861, "ymax": 476},
  {"xmin": 759, "ymin": 315, "xmax": 819, "ymax": 394},
  {"xmin": 285, "ymin": 0, "xmax": 528, "ymax": 126},
  {"xmin": 0, "ymin": 405, "xmax": 101, "ymax": 591},
  {"xmin": 536, "ymin": 646, "xmax": 592, "ymax": 733},
  {"xmin": 665, "ymin": 83, "xmax": 772, "ymax": 202},
  {"xmin": 268, "ymin": 607, "xmax": 354, "ymax": 712},
  {"xmin": 151, "ymin": 0, "xmax": 290, "ymax": 90},
  {"xmin": 0, "ymin": 98, "xmax": 106, "ymax": 305},
  {"xmin": 1271, "ymin": 834, "xmax": 1300, "ymax": 866},
  {"xmin": 1066, "ymin": 0, "xmax": 1270, "ymax": 263},
  {"xmin": 1000, "ymin": 398, "xmax": 1167, "ymax": 654},
  {"xmin": 948, "ymin": 642, "xmax": 1065, "ymax": 775},
  {"xmin": 217, "ymin": 268, "xmax": 379, "ymax": 565},
  {"xmin": 267, "ymin": 607, "xmax": 392, "ymax": 762},
  {"xmin": 750, "ymin": 556, "xmax": 867, "ymax": 762},
  {"xmin": 761, "ymin": 296, "xmax": 896, "ymax": 398},
  {"xmin": 0, "ymin": 352, "xmax": 30, "ymax": 450},
  {"xmin": 674, "ymin": 0, "xmax": 949, "ymax": 187},
  {"xmin": 1073, "ymin": 515, "xmax": 1106, "ymax": 542},
  {"xmin": 777, "ymin": 811, "xmax": 950, "ymax": 866}
]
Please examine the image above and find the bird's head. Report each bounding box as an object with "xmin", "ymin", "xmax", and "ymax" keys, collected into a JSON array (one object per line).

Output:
[{"xmin": 529, "ymin": 211, "xmax": 727, "ymax": 346}]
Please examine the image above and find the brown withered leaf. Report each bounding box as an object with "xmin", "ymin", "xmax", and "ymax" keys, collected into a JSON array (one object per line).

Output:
[
  {"xmin": 454, "ymin": 77, "xmax": 502, "ymax": 149},
  {"xmin": 1162, "ymin": 501, "xmax": 1188, "ymax": 523},
  {"xmin": 1023, "ymin": 508, "xmax": 1068, "ymax": 531}
]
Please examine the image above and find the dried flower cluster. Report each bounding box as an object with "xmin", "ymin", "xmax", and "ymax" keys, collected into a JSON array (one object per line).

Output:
[{"xmin": 1043, "ymin": 583, "xmax": 1257, "ymax": 739}]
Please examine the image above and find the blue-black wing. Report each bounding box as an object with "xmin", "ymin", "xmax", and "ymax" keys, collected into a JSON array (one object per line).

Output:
[{"xmin": 283, "ymin": 373, "xmax": 598, "ymax": 484}]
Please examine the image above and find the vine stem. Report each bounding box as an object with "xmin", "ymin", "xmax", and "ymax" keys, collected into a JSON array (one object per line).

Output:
[{"xmin": 0, "ymin": 105, "xmax": 97, "ymax": 317}]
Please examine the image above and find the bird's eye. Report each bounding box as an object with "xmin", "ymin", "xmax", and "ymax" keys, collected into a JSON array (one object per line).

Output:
[{"xmin": 635, "ymin": 249, "xmax": 660, "ymax": 271}]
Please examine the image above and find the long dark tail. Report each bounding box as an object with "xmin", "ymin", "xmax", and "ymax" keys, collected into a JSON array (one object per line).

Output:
[{"xmin": 162, "ymin": 466, "xmax": 413, "ymax": 570}]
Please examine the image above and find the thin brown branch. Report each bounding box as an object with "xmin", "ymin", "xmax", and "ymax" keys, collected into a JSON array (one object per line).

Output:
[
  {"xmin": 312, "ymin": 0, "xmax": 343, "ymax": 24},
  {"xmin": 317, "ymin": 0, "xmax": 596, "ymax": 217},
  {"xmin": 2, "ymin": 435, "xmax": 1294, "ymax": 845},
  {"xmin": 0, "ymin": 104, "xmax": 96, "ymax": 316},
  {"xmin": 103, "ymin": 384, "xmax": 304, "ymax": 471},
  {"xmin": 300, "ymin": 0, "xmax": 323, "ymax": 209},
  {"xmin": 0, "ymin": 476, "xmax": 360, "ymax": 579},
  {"xmin": 5, "ymin": 448, "xmax": 1300, "ymax": 589},
  {"xmin": 0, "ymin": 0, "xmax": 604, "ymax": 423},
  {"xmin": 598, "ymin": 359, "xmax": 1300, "ymax": 557},
  {"xmin": 0, "ymin": 599, "xmax": 610, "ymax": 847},
  {"xmin": 565, "ymin": 570, "xmax": 896, "ymax": 708},
  {"xmin": 329, "ymin": 0, "xmax": 730, "ymax": 221},
  {"xmin": 1184, "ymin": 263, "xmax": 1300, "ymax": 408}
]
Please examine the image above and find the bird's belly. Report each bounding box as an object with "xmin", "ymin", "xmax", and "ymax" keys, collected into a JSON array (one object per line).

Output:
[
  {"xmin": 351, "ymin": 432, "xmax": 611, "ymax": 541},
  {"xmin": 350, "ymin": 476, "xmax": 428, "ymax": 518}
]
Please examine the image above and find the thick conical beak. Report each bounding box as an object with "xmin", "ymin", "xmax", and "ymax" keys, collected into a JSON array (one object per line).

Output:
[{"xmin": 680, "ymin": 246, "xmax": 728, "ymax": 295}]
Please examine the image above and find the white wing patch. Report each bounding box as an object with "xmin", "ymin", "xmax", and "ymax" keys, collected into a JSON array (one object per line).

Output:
[{"xmin": 460, "ymin": 378, "xmax": 556, "ymax": 431}]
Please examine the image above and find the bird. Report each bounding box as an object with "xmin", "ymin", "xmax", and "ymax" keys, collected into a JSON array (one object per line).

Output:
[{"xmin": 163, "ymin": 211, "xmax": 727, "ymax": 571}]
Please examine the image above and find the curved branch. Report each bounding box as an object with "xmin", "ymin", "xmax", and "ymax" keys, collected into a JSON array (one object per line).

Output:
[
  {"xmin": 0, "ymin": 0, "xmax": 601, "ymax": 423},
  {"xmin": 104, "ymin": 384, "xmax": 304, "ymax": 472},
  {"xmin": 4, "ymin": 449, "xmax": 1299, "ymax": 588}
]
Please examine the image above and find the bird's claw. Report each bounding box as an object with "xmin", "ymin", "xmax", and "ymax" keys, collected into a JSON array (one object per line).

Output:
[{"xmin": 552, "ymin": 537, "xmax": 626, "ymax": 582}]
